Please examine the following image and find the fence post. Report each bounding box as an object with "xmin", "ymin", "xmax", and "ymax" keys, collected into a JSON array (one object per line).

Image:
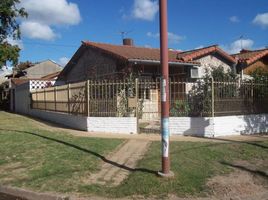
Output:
[
  {"xmin": 54, "ymin": 86, "xmax": 57, "ymax": 111},
  {"xmin": 86, "ymin": 80, "xmax": 90, "ymax": 116},
  {"xmin": 44, "ymin": 88, "xmax": 46, "ymax": 111},
  {"xmin": 68, "ymin": 84, "xmax": 71, "ymax": 114},
  {"xmin": 251, "ymin": 80, "xmax": 254, "ymax": 113},
  {"xmin": 135, "ymin": 78, "xmax": 139, "ymax": 134},
  {"xmin": 211, "ymin": 77, "xmax": 214, "ymax": 118},
  {"xmin": 36, "ymin": 91, "xmax": 38, "ymax": 109}
]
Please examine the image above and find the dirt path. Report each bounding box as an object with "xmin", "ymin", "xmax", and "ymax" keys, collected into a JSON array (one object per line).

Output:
[{"xmin": 86, "ymin": 139, "xmax": 151, "ymax": 186}]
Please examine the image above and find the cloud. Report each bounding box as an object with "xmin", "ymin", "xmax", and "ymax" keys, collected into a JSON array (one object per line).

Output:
[
  {"xmin": 21, "ymin": 21, "xmax": 58, "ymax": 41},
  {"xmin": 5, "ymin": 37, "xmax": 24, "ymax": 49},
  {"xmin": 58, "ymin": 57, "xmax": 70, "ymax": 67},
  {"xmin": 253, "ymin": 12, "xmax": 268, "ymax": 28},
  {"xmin": 19, "ymin": 0, "xmax": 81, "ymax": 40},
  {"xmin": 147, "ymin": 32, "xmax": 185, "ymax": 44},
  {"xmin": 223, "ymin": 39, "xmax": 254, "ymax": 54},
  {"xmin": 132, "ymin": 0, "xmax": 158, "ymax": 21},
  {"xmin": 229, "ymin": 16, "xmax": 240, "ymax": 23}
]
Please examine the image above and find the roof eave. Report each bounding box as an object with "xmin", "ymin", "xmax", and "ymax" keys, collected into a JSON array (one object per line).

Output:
[{"xmin": 128, "ymin": 59, "xmax": 200, "ymax": 66}]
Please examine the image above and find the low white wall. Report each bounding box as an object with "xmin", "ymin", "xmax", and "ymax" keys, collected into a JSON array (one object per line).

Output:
[
  {"xmin": 170, "ymin": 117, "xmax": 214, "ymax": 137},
  {"xmin": 30, "ymin": 109, "xmax": 88, "ymax": 131},
  {"xmin": 170, "ymin": 114, "xmax": 268, "ymax": 137},
  {"xmin": 87, "ymin": 117, "xmax": 137, "ymax": 134},
  {"xmin": 29, "ymin": 109, "xmax": 137, "ymax": 134},
  {"xmin": 214, "ymin": 114, "xmax": 268, "ymax": 136}
]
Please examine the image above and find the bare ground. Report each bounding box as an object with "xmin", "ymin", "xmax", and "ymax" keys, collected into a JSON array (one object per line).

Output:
[{"xmin": 206, "ymin": 160, "xmax": 268, "ymax": 200}]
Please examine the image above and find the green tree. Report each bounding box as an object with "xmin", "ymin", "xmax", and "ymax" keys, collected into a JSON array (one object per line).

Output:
[{"xmin": 0, "ymin": 0, "xmax": 27, "ymax": 67}]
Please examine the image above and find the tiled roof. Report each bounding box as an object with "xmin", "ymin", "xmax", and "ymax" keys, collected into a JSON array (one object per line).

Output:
[
  {"xmin": 82, "ymin": 41, "xmax": 199, "ymax": 64},
  {"xmin": 177, "ymin": 45, "xmax": 237, "ymax": 63},
  {"xmin": 11, "ymin": 78, "xmax": 30, "ymax": 86},
  {"xmin": 41, "ymin": 71, "xmax": 61, "ymax": 80},
  {"xmin": 232, "ymin": 48, "xmax": 268, "ymax": 65},
  {"xmin": 11, "ymin": 78, "xmax": 48, "ymax": 87}
]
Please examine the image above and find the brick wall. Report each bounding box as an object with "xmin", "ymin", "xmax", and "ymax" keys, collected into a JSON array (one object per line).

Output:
[
  {"xmin": 170, "ymin": 117, "xmax": 214, "ymax": 137},
  {"xmin": 170, "ymin": 114, "xmax": 268, "ymax": 137},
  {"xmin": 64, "ymin": 48, "xmax": 118, "ymax": 83},
  {"xmin": 87, "ymin": 117, "xmax": 137, "ymax": 134},
  {"xmin": 197, "ymin": 55, "xmax": 234, "ymax": 77}
]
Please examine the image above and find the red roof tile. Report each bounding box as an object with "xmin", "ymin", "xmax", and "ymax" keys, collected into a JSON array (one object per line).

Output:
[
  {"xmin": 177, "ymin": 45, "xmax": 237, "ymax": 64},
  {"xmin": 232, "ymin": 48, "xmax": 268, "ymax": 65},
  {"xmin": 11, "ymin": 78, "xmax": 30, "ymax": 86},
  {"xmin": 82, "ymin": 41, "xmax": 198, "ymax": 64}
]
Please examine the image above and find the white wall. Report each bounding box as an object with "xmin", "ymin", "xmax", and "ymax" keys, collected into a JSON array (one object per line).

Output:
[
  {"xmin": 213, "ymin": 114, "xmax": 268, "ymax": 136},
  {"xmin": 87, "ymin": 117, "xmax": 137, "ymax": 134},
  {"xmin": 29, "ymin": 110, "xmax": 137, "ymax": 133},
  {"xmin": 30, "ymin": 109, "xmax": 88, "ymax": 131},
  {"xmin": 170, "ymin": 114, "xmax": 268, "ymax": 137},
  {"xmin": 170, "ymin": 117, "xmax": 214, "ymax": 137}
]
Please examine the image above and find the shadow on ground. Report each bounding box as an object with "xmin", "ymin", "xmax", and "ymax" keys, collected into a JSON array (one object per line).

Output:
[
  {"xmin": 0, "ymin": 128, "xmax": 157, "ymax": 176},
  {"xmin": 220, "ymin": 161, "xmax": 268, "ymax": 179}
]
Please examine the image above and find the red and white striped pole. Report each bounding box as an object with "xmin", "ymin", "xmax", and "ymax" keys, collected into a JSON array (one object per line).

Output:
[{"xmin": 158, "ymin": 0, "xmax": 174, "ymax": 177}]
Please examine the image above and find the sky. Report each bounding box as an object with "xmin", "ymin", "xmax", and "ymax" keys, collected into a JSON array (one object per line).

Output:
[{"xmin": 11, "ymin": 0, "xmax": 268, "ymax": 67}]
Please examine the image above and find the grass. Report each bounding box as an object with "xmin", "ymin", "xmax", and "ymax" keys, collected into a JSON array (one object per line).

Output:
[
  {"xmin": 0, "ymin": 111, "xmax": 267, "ymax": 198},
  {"xmin": 0, "ymin": 111, "xmax": 123, "ymax": 193}
]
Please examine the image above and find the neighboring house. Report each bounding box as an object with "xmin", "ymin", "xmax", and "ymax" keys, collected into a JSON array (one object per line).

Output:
[
  {"xmin": 23, "ymin": 60, "xmax": 62, "ymax": 79},
  {"xmin": 1, "ymin": 61, "xmax": 62, "ymax": 111},
  {"xmin": 6, "ymin": 59, "xmax": 62, "ymax": 79},
  {"xmin": 57, "ymin": 40, "xmax": 236, "ymax": 84},
  {"xmin": 41, "ymin": 71, "xmax": 62, "ymax": 80},
  {"xmin": 177, "ymin": 45, "xmax": 237, "ymax": 77},
  {"xmin": 232, "ymin": 48, "xmax": 268, "ymax": 76}
]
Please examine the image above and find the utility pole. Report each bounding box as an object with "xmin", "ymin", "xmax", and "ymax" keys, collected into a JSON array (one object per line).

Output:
[{"xmin": 158, "ymin": 0, "xmax": 174, "ymax": 177}]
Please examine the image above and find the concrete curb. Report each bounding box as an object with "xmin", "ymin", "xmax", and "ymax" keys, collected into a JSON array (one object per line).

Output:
[{"xmin": 0, "ymin": 185, "xmax": 69, "ymax": 200}]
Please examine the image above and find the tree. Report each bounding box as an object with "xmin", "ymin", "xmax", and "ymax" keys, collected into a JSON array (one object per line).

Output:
[
  {"xmin": 14, "ymin": 60, "xmax": 33, "ymax": 71},
  {"xmin": 0, "ymin": 0, "xmax": 27, "ymax": 67}
]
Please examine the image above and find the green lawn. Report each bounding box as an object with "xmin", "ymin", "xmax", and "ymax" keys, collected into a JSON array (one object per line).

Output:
[
  {"xmin": 0, "ymin": 111, "xmax": 267, "ymax": 198},
  {"xmin": 0, "ymin": 111, "xmax": 123, "ymax": 193}
]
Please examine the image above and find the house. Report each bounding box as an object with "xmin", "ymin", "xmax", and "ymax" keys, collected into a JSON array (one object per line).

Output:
[
  {"xmin": 177, "ymin": 45, "xmax": 237, "ymax": 77},
  {"xmin": 41, "ymin": 71, "xmax": 62, "ymax": 80},
  {"xmin": 232, "ymin": 48, "xmax": 268, "ymax": 76},
  {"xmin": 6, "ymin": 59, "xmax": 62, "ymax": 79},
  {"xmin": 55, "ymin": 40, "xmax": 237, "ymax": 120},
  {"xmin": 1, "ymin": 62, "xmax": 62, "ymax": 111},
  {"xmin": 57, "ymin": 39, "xmax": 200, "ymax": 84},
  {"xmin": 57, "ymin": 40, "xmax": 236, "ymax": 84}
]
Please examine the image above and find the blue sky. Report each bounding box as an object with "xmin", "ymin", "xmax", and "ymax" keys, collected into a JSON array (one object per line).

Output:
[{"xmin": 14, "ymin": 0, "xmax": 268, "ymax": 66}]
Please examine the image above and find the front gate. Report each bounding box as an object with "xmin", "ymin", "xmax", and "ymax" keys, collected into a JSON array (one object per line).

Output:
[{"xmin": 137, "ymin": 78, "xmax": 161, "ymax": 134}]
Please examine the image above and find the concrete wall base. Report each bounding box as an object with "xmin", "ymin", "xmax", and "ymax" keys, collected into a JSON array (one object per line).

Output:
[{"xmin": 170, "ymin": 114, "xmax": 268, "ymax": 137}]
